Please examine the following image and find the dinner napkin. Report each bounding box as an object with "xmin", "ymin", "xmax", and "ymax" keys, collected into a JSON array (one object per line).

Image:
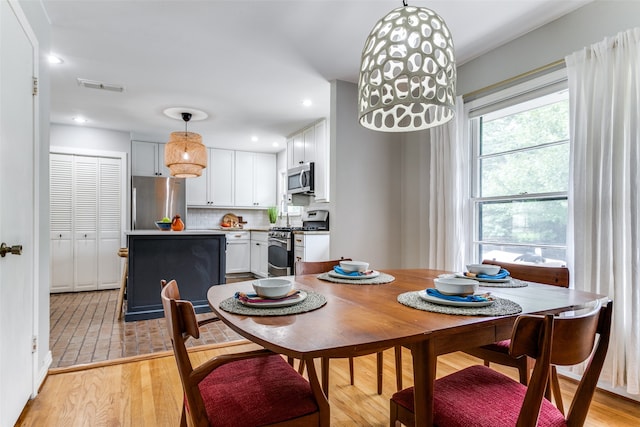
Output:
[
  {"xmin": 465, "ymin": 268, "xmax": 510, "ymax": 279},
  {"xmin": 333, "ymin": 266, "xmax": 376, "ymax": 276},
  {"xmin": 426, "ymin": 288, "xmax": 492, "ymax": 302},
  {"xmin": 234, "ymin": 290, "xmax": 300, "ymax": 303},
  {"xmin": 333, "ymin": 266, "xmax": 362, "ymax": 276}
]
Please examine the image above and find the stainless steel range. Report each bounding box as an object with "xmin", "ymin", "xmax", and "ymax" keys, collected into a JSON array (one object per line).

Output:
[{"xmin": 267, "ymin": 210, "xmax": 329, "ymax": 277}]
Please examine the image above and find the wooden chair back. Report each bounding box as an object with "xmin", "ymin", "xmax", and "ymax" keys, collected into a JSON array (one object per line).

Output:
[
  {"xmin": 295, "ymin": 258, "xmax": 351, "ymax": 276},
  {"xmin": 160, "ymin": 279, "xmax": 208, "ymax": 425},
  {"xmin": 482, "ymin": 259, "xmax": 569, "ymax": 287},
  {"xmin": 510, "ymin": 301, "xmax": 612, "ymax": 427}
]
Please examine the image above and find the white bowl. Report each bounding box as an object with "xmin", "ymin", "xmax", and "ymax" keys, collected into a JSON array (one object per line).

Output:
[
  {"xmin": 339, "ymin": 260, "xmax": 369, "ymax": 273},
  {"xmin": 434, "ymin": 277, "xmax": 479, "ymax": 296},
  {"xmin": 466, "ymin": 263, "xmax": 501, "ymax": 276},
  {"xmin": 252, "ymin": 278, "xmax": 293, "ymax": 299}
]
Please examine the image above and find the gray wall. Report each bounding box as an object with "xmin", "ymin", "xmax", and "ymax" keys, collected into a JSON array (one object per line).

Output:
[
  {"xmin": 397, "ymin": 0, "xmax": 640, "ymax": 270},
  {"xmin": 457, "ymin": 0, "xmax": 640, "ymax": 95},
  {"xmin": 50, "ymin": 124, "xmax": 131, "ymax": 154},
  {"xmin": 329, "ymin": 80, "xmax": 402, "ymax": 268}
]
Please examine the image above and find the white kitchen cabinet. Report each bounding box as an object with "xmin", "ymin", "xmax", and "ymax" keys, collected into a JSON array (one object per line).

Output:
[
  {"xmin": 131, "ymin": 140, "xmax": 171, "ymax": 177},
  {"xmin": 234, "ymin": 151, "xmax": 276, "ymax": 207},
  {"xmin": 50, "ymin": 153, "xmax": 123, "ymax": 293},
  {"xmin": 187, "ymin": 148, "xmax": 235, "ymax": 207},
  {"xmin": 286, "ymin": 119, "xmax": 329, "ymax": 202},
  {"xmin": 250, "ymin": 231, "xmax": 268, "ymax": 278},
  {"xmin": 225, "ymin": 231, "xmax": 251, "ymax": 274},
  {"xmin": 312, "ymin": 119, "xmax": 329, "ymax": 202},
  {"xmin": 293, "ymin": 232, "xmax": 330, "ymax": 264}
]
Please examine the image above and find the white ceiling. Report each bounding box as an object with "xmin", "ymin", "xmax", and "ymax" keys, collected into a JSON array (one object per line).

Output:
[{"xmin": 44, "ymin": 0, "xmax": 591, "ymax": 153}]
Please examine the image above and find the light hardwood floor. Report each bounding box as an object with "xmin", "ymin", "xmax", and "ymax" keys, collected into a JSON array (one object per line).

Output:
[{"xmin": 18, "ymin": 341, "xmax": 640, "ymax": 426}]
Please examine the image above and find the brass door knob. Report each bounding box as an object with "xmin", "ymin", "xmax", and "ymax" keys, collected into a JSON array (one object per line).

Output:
[{"xmin": 0, "ymin": 243, "xmax": 22, "ymax": 257}]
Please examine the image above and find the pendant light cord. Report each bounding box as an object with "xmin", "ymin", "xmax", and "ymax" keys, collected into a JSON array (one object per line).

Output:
[
  {"xmin": 402, "ymin": 0, "xmax": 408, "ymax": 6},
  {"xmin": 181, "ymin": 112, "xmax": 192, "ymax": 136}
]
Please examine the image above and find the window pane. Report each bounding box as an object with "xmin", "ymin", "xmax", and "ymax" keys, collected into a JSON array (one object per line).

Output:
[
  {"xmin": 481, "ymin": 100, "xmax": 569, "ymax": 155},
  {"xmin": 479, "ymin": 244, "xmax": 566, "ymax": 266},
  {"xmin": 480, "ymin": 143, "xmax": 569, "ymax": 197},
  {"xmin": 479, "ymin": 199, "xmax": 567, "ymax": 245}
]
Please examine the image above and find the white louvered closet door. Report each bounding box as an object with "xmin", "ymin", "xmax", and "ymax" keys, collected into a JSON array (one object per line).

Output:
[
  {"xmin": 97, "ymin": 157, "xmax": 122, "ymax": 290},
  {"xmin": 73, "ymin": 155, "xmax": 99, "ymax": 291},
  {"xmin": 50, "ymin": 154, "xmax": 74, "ymax": 292},
  {"xmin": 50, "ymin": 152, "xmax": 124, "ymax": 292}
]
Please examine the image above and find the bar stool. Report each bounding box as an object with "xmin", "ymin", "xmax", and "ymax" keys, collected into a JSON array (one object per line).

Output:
[{"xmin": 116, "ymin": 247, "xmax": 128, "ymax": 320}]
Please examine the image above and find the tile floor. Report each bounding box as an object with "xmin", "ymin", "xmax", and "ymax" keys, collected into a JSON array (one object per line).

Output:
[{"xmin": 49, "ymin": 288, "xmax": 243, "ymax": 368}]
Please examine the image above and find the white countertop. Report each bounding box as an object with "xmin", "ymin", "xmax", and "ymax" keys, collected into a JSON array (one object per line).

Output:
[{"xmin": 125, "ymin": 230, "xmax": 227, "ymax": 235}]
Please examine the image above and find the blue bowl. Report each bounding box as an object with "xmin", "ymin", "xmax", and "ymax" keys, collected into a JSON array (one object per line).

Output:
[{"xmin": 155, "ymin": 221, "xmax": 172, "ymax": 231}]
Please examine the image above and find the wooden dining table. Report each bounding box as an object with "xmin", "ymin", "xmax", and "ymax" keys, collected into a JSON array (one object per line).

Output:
[{"xmin": 206, "ymin": 268, "xmax": 607, "ymax": 426}]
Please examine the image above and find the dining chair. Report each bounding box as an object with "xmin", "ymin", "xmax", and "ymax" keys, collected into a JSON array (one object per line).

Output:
[
  {"xmin": 464, "ymin": 259, "xmax": 570, "ymax": 412},
  {"xmin": 294, "ymin": 259, "xmax": 403, "ymax": 397},
  {"xmin": 160, "ymin": 279, "xmax": 328, "ymax": 427},
  {"xmin": 390, "ymin": 300, "xmax": 612, "ymax": 427}
]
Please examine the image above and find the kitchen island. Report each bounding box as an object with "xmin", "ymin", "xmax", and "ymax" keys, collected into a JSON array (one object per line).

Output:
[{"xmin": 125, "ymin": 230, "xmax": 226, "ymax": 322}]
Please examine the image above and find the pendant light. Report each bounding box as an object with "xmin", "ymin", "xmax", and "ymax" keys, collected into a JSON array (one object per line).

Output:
[
  {"xmin": 358, "ymin": 1, "xmax": 456, "ymax": 132},
  {"xmin": 164, "ymin": 112, "xmax": 207, "ymax": 178}
]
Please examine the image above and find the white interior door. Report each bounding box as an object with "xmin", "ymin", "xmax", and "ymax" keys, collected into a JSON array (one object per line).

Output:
[{"xmin": 0, "ymin": 0, "xmax": 36, "ymax": 425}]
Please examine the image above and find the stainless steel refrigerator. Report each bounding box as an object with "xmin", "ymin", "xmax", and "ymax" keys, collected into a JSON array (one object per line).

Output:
[{"xmin": 131, "ymin": 176, "xmax": 187, "ymax": 230}]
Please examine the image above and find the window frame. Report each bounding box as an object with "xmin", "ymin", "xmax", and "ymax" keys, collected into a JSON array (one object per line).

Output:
[{"xmin": 465, "ymin": 69, "xmax": 570, "ymax": 265}]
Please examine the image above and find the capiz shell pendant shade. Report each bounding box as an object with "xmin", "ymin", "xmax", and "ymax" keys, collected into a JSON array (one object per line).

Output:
[
  {"xmin": 165, "ymin": 131, "xmax": 207, "ymax": 177},
  {"xmin": 358, "ymin": 5, "xmax": 456, "ymax": 131}
]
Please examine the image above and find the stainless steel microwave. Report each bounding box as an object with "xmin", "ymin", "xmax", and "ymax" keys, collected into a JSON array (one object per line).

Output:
[{"xmin": 287, "ymin": 162, "xmax": 314, "ymax": 195}]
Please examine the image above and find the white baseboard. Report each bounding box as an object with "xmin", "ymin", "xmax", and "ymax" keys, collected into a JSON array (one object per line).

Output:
[
  {"xmin": 557, "ymin": 366, "xmax": 640, "ymax": 403},
  {"xmin": 34, "ymin": 350, "xmax": 52, "ymax": 397}
]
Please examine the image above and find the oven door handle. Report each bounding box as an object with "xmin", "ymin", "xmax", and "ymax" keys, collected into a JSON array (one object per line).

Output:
[
  {"xmin": 269, "ymin": 237, "xmax": 289, "ymax": 245},
  {"xmin": 268, "ymin": 263, "xmax": 289, "ymax": 272}
]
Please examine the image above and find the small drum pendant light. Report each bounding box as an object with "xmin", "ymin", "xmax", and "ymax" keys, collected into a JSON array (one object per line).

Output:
[
  {"xmin": 358, "ymin": 1, "xmax": 456, "ymax": 132},
  {"xmin": 165, "ymin": 112, "xmax": 207, "ymax": 177}
]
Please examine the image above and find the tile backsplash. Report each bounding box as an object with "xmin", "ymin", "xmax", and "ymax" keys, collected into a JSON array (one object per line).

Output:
[
  {"xmin": 187, "ymin": 208, "xmax": 271, "ymax": 230},
  {"xmin": 187, "ymin": 207, "xmax": 304, "ymax": 229}
]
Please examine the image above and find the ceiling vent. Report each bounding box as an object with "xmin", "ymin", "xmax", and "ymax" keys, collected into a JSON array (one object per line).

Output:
[{"xmin": 77, "ymin": 78, "xmax": 124, "ymax": 92}]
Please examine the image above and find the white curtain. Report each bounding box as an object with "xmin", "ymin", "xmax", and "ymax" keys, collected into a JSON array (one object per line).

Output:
[
  {"xmin": 565, "ymin": 28, "xmax": 640, "ymax": 395},
  {"xmin": 425, "ymin": 96, "xmax": 466, "ymax": 272}
]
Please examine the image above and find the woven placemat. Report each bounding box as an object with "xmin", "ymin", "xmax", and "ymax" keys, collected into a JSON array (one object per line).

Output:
[
  {"xmin": 317, "ymin": 272, "xmax": 395, "ymax": 285},
  {"xmin": 219, "ymin": 291, "xmax": 326, "ymax": 316},
  {"xmin": 397, "ymin": 291, "xmax": 522, "ymax": 316}
]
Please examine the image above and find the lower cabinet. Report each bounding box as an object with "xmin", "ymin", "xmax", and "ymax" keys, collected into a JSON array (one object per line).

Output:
[
  {"xmin": 250, "ymin": 231, "xmax": 268, "ymax": 278},
  {"xmin": 225, "ymin": 231, "xmax": 251, "ymax": 274},
  {"xmin": 293, "ymin": 233, "xmax": 330, "ymax": 264}
]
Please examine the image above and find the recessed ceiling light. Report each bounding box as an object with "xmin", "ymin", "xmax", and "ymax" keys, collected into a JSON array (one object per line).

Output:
[
  {"xmin": 251, "ymin": 136, "xmax": 258, "ymax": 142},
  {"xmin": 302, "ymin": 99, "xmax": 312, "ymax": 107},
  {"xmin": 72, "ymin": 117, "xmax": 87, "ymax": 124},
  {"xmin": 48, "ymin": 55, "xmax": 63, "ymax": 64},
  {"xmin": 272, "ymin": 142, "xmax": 279, "ymax": 147}
]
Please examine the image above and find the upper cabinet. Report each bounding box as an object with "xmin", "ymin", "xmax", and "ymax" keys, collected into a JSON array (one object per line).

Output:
[
  {"xmin": 187, "ymin": 149, "xmax": 275, "ymax": 208},
  {"xmin": 131, "ymin": 140, "xmax": 171, "ymax": 177},
  {"xmin": 186, "ymin": 148, "xmax": 235, "ymax": 207},
  {"xmin": 235, "ymin": 151, "xmax": 276, "ymax": 207},
  {"xmin": 287, "ymin": 119, "xmax": 329, "ymax": 202}
]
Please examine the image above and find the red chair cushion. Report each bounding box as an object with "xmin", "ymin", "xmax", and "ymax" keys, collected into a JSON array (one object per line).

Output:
[
  {"xmin": 391, "ymin": 365, "xmax": 567, "ymax": 427},
  {"xmin": 487, "ymin": 339, "xmax": 511, "ymax": 351},
  {"xmin": 199, "ymin": 354, "xmax": 318, "ymax": 427}
]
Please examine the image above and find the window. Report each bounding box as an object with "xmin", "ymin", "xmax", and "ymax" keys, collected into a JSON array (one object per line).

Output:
[{"xmin": 469, "ymin": 85, "xmax": 569, "ymax": 266}]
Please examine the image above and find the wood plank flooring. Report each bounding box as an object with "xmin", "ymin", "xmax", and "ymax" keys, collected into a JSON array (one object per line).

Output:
[{"xmin": 18, "ymin": 343, "xmax": 640, "ymax": 426}]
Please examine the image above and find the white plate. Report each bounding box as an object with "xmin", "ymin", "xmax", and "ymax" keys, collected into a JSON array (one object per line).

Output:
[
  {"xmin": 238, "ymin": 290, "xmax": 308, "ymax": 308},
  {"xmin": 328, "ymin": 270, "xmax": 381, "ymax": 280},
  {"xmin": 418, "ymin": 290, "xmax": 495, "ymax": 307},
  {"xmin": 455, "ymin": 272, "xmax": 512, "ymax": 283}
]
